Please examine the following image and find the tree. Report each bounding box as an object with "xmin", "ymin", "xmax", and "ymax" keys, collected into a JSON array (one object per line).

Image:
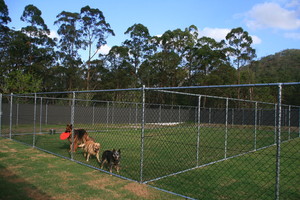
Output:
[
  {"xmin": 54, "ymin": 11, "xmax": 82, "ymax": 90},
  {"xmin": 0, "ymin": 0, "xmax": 11, "ymax": 65},
  {"xmin": 151, "ymin": 26, "xmax": 197, "ymax": 86},
  {"xmin": 226, "ymin": 27, "xmax": 256, "ymax": 83},
  {"xmin": 139, "ymin": 51, "xmax": 185, "ymax": 87},
  {"xmin": 103, "ymin": 46, "xmax": 135, "ymax": 89},
  {"xmin": 1, "ymin": 70, "xmax": 42, "ymax": 94},
  {"xmin": 21, "ymin": 4, "xmax": 49, "ymax": 34},
  {"xmin": 0, "ymin": 0, "xmax": 11, "ymax": 30},
  {"xmin": 226, "ymin": 27, "xmax": 256, "ymax": 98},
  {"xmin": 80, "ymin": 6, "xmax": 115, "ymax": 90},
  {"xmin": 123, "ymin": 23, "xmax": 151, "ymax": 77},
  {"xmin": 190, "ymin": 37, "xmax": 228, "ymax": 79}
]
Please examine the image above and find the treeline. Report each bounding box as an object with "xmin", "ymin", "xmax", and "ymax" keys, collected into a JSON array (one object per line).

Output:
[{"xmin": 0, "ymin": 1, "xmax": 299, "ymax": 105}]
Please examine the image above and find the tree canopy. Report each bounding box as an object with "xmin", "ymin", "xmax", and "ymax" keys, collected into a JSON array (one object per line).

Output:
[{"xmin": 0, "ymin": 0, "xmax": 299, "ymax": 105}]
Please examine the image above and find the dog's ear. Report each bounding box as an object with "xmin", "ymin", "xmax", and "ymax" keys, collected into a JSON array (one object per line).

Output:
[
  {"xmin": 118, "ymin": 149, "xmax": 121, "ymax": 154},
  {"xmin": 112, "ymin": 149, "xmax": 116, "ymax": 152}
]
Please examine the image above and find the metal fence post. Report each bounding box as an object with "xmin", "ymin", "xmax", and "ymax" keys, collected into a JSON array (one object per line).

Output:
[
  {"xmin": 16, "ymin": 103, "xmax": 19, "ymax": 126},
  {"xmin": 225, "ymin": 98, "xmax": 229, "ymax": 159},
  {"xmin": 0, "ymin": 93, "xmax": 2, "ymax": 137},
  {"xmin": 209, "ymin": 108, "xmax": 211, "ymax": 124},
  {"xmin": 45, "ymin": 101, "xmax": 48, "ymax": 125},
  {"xmin": 275, "ymin": 84, "xmax": 282, "ymax": 200},
  {"xmin": 274, "ymin": 103, "xmax": 277, "ymax": 144},
  {"xmin": 33, "ymin": 93, "xmax": 37, "ymax": 147},
  {"xmin": 196, "ymin": 95, "xmax": 201, "ymax": 166},
  {"xmin": 70, "ymin": 92, "xmax": 75, "ymax": 160},
  {"xmin": 112, "ymin": 102, "xmax": 115, "ymax": 124},
  {"xmin": 92, "ymin": 102, "xmax": 95, "ymax": 125},
  {"xmin": 135, "ymin": 103, "xmax": 138, "ymax": 128},
  {"xmin": 9, "ymin": 93, "xmax": 13, "ymax": 139},
  {"xmin": 299, "ymin": 107, "xmax": 300, "ymax": 137},
  {"xmin": 159, "ymin": 104, "xmax": 162, "ymax": 123},
  {"xmin": 140, "ymin": 85, "xmax": 146, "ymax": 183},
  {"xmin": 254, "ymin": 102, "xmax": 258, "ymax": 151},
  {"xmin": 178, "ymin": 105, "xmax": 181, "ymax": 123},
  {"xmin": 106, "ymin": 101, "xmax": 109, "ymax": 130},
  {"xmin": 288, "ymin": 105, "xmax": 291, "ymax": 140},
  {"xmin": 232, "ymin": 108, "xmax": 234, "ymax": 126},
  {"xmin": 39, "ymin": 97, "xmax": 43, "ymax": 134}
]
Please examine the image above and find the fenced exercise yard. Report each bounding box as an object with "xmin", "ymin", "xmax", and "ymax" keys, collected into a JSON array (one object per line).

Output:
[{"xmin": 1, "ymin": 83, "xmax": 300, "ymax": 200}]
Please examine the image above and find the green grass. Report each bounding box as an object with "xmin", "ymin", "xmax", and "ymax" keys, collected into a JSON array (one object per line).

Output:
[
  {"xmin": 0, "ymin": 137, "xmax": 183, "ymax": 200},
  {"xmin": 1, "ymin": 123, "xmax": 299, "ymax": 199},
  {"xmin": 149, "ymin": 138, "xmax": 300, "ymax": 200}
]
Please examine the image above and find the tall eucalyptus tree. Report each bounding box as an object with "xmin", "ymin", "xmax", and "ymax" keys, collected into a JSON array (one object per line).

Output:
[
  {"xmin": 80, "ymin": 6, "xmax": 114, "ymax": 90},
  {"xmin": 54, "ymin": 11, "xmax": 83, "ymax": 90}
]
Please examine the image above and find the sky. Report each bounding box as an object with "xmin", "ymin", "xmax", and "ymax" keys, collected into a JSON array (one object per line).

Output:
[{"xmin": 5, "ymin": 0, "xmax": 300, "ymax": 61}]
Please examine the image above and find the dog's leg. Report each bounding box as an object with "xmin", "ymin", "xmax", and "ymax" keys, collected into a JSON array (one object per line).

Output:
[
  {"xmin": 100, "ymin": 159, "xmax": 106, "ymax": 169},
  {"xmin": 86, "ymin": 153, "xmax": 90, "ymax": 161},
  {"xmin": 109, "ymin": 164, "xmax": 113, "ymax": 175},
  {"xmin": 96, "ymin": 153, "xmax": 100, "ymax": 163}
]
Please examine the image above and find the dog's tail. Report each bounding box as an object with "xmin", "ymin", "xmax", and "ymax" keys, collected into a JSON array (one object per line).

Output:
[{"xmin": 78, "ymin": 143, "xmax": 85, "ymax": 148}]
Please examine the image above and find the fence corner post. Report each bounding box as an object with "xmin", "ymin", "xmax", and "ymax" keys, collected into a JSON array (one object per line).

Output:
[
  {"xmin": 140, "ymin": 85, "xmax": 146, "ymax": 183},
  {"xmin": 275, "ymin": 83, "xmax": 282, "ymax": 200}
]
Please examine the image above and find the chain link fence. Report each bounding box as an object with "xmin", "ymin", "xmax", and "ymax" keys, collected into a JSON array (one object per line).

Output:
[{"xmin": 1, "ymin": 83, "xmax": 299, "ymax": 199}]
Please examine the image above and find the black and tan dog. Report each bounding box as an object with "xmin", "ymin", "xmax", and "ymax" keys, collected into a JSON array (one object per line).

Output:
[
  {"xmin": 100, "ymin": 149, "xmax": 121, "ymax": 174},
  {"xmin": 65, "ymin": 124, "xmax": 93, "ymax": 152}
]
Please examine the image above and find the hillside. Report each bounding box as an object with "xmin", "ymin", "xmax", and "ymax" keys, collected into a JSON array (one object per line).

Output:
[
  {"xmin": 250, "ymin": 49, "xmax": 300, "ymax": 83},
  {"xmin": 245, "ymin": 49, "xmax": 300, "ymax": 105}
]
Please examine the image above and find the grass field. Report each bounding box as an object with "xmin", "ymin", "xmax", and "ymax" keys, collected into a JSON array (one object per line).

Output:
[
  {"xmin": 1, "ymin": 123, "xmax": 299, "ymax": 199},
  {"xmin": 0, "ymin": 137, "xmax": 183, "ymax": 200}
]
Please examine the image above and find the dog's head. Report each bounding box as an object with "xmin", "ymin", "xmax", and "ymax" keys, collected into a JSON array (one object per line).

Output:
[
  {"xmin": 65, "ymin": 124, "xmax": 73, "ymax": 133},
  {"xmin": 93, "ymin": 143, "xmax": 100, "ymax": 152},
  {"xmin": 112, "ymin": 149, "xmax": 121, "ymax": 162}
]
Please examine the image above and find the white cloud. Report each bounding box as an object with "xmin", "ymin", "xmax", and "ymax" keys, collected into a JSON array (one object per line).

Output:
[
  {"xmin": 245, "ymin": 2, "xmax": 300, "ymax": 30},
  {"xmin": 198, "ymin": 27, "xmax": 231, "ymax": 42},
  {"xmin": 98, "ymin": 44, "xmax": 111, "ymax": 55},
  {"xmin": 198, "ymin": 27, "xmax": 262, "ymax": 45},
  {"xmin": 250, "ymin": 35, "xmax": 262, "ymax": 45},
  {"xmin": 49, "ymin": 30, "xmax": 60, "ymax": 39}
]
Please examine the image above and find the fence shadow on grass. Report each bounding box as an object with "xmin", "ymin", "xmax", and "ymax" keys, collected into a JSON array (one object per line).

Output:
[{"xmin": 0, "ymin": 165, "xmax": 53, "ymax": 200}]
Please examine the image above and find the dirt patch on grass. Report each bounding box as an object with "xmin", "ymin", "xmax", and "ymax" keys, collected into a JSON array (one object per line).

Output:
[
  {"xmin": 24, "ymin": 187, "xmax": 53, "ymax": 200},
  {"xmin": 51, "ymin": 194, "xmax": 81, "ymax": 200},
  {"xmin": 0, "ymin": 147, "xmax": 17, "ymax": 153},
  {"xmin": 85, "ymin": 176, "xmax": 123, "ymax": 198},
  {"xmin": 86, "ymin": 176, "xmax": 112, "ymax": 189},
  {"xmin": 123, "ymin": 182, "xmax": 151, "ymax": 199}
]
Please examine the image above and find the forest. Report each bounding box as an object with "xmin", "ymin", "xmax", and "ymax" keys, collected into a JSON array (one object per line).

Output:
[{"xmin": 0, "ymin": 1, "xmax": 299, "ymax": 105}]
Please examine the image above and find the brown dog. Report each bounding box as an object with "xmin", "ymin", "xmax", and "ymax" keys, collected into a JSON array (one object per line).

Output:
[
  {"xmin": 80, "ymin": 141, "xmax": 101, "ymax": 162},
  {"xmin": 65, "ymin": 124, "xmax": 89, "ymax": 152}
]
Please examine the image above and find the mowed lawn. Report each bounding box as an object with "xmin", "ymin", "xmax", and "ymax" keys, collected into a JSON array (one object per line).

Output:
[
  {"xmin": 149, "ymin": 138, "xmax": 300, "ymax": 200},
  {"xmin": 1, "ymin": 123, "xmax": 299, "ymax": 199},
  {"xmin": 0, "ymin": 137, "xmax": 183, "ymax": 200}
]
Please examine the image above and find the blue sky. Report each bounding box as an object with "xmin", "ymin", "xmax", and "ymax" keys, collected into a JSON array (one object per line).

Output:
[{"xmin": 5, "ymin": 0, "xmax": 300, "ymax": 61}]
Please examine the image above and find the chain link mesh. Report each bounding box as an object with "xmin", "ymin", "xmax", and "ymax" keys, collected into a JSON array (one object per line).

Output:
[{"xmin": 1, "ymin": 85, "xmax": 299, "ymax": 199}]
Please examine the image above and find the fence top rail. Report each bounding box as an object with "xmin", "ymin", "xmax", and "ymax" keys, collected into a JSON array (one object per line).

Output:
[
  {"xmin": 2, "ymin": 82, "xmax": 299, "ymax": 97},
  {"xmin": 145, "ymin": 82, "xmax": 300, "ymax": 90}
]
